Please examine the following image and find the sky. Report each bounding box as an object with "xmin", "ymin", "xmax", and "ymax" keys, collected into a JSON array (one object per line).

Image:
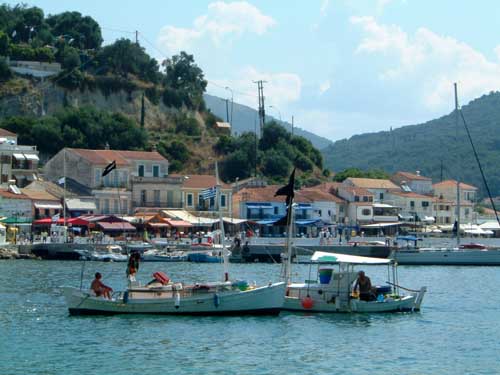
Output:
[{"xmin": 7, "ymin": 0, "xmax": 500, "ymax": 142}]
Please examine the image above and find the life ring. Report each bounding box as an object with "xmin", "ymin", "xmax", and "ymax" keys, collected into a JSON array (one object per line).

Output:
[{"xmin": 153, "ymin": 271, "xmax": 170, "ymax": 285}]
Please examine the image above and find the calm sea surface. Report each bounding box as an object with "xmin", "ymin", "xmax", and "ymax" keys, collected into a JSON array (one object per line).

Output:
[{"xmin": 1, "ymin": 259, "xmax": 499, "ymax": 375}]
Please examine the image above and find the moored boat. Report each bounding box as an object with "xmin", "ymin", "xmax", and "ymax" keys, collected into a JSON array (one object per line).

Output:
[{"xmin": 283, "ymin": 252, "xmax": 426, "ymax": 313}]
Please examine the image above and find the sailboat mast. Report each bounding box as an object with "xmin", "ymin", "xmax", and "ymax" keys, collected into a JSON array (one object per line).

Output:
[
  {"xmin": 454, "ymin": 83, "xmax": 460, "ymax": 247},
  {"xmin": 215, "ymin": 161, "xmax": 229, "ymax": 281},
  {"xmin": 63, "ymin": 148, "xmax": 67, "ymax": 242}
]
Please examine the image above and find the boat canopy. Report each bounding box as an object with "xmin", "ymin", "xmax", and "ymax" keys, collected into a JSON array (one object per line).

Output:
[
  {"xmin": 396, "ymin": 235, "xmax": 423, "ymax": 242},
  {"xmin": 311, "ymin": 251, "xmax": 392, "ymax": 265}
]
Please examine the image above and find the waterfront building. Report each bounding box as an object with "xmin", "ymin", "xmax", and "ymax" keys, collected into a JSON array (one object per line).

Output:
[
  {"xmin": 44, "ymin": 148, "xmax": 173, "ymax": 214},
  {"xmin": 386, "ymin": 191, "xmax": 434, "ymax": 222},
  {"xmin": 343, "ymin": 177, "xmax": 399, "ymax": 203},
  {"xmin": 0, "ymin": 128, "xmax": 40, "ymax": 188},
  {"xmin": 180, "ymin": 174, "xmax": 232, "ymax": 217},
  {"xmin": 432, "ymin": 180, "xmax": 477, "ymax": 204},
  {"xmin": 21, "ymin": 187, "xmax": 61, "ymax": 220}
]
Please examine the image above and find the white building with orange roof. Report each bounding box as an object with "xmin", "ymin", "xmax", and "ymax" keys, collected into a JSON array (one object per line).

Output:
[
  {"xmin": 432, "ymin": 179, "xmax": 478, "ymax": 204},
  {"xmin": 386, "ymin": 191, "xmax": 434, "ymax": 221},
  {"xmin": 391, "ymin": 171, "xmax": 433, "ymax": 195},
  {"xmin": 343, "ymin": 177, "xmax": 399, "ymax": 202}
]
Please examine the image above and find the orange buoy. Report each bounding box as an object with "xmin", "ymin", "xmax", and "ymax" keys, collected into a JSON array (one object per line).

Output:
[{"xmin": 301, "ymin": 296, "xmax": 314, "ymax": 309}]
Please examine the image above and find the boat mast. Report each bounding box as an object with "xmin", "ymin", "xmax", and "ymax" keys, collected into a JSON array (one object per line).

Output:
[
  {"xmin": 454, "ymin": 83, "xmax": 460, "ymax": 247},
  {"xmin": 215, "ymin": 161, "xmax": 229, "ymax": 281},
  {"xmin": 285, "ymin": 205, "xmax": 294, "ymax": 285},
  {"xmin": 63, "ymin": 148, "xmax": 67, "ymax": 242}
]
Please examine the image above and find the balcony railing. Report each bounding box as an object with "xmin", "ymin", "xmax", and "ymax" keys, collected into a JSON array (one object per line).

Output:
[
  {"xmin": 131, "ymin": 175, "xmax": 182, "ymax": 184},
  {"xmin": 133, "ymin": 201, "xmax": 184, "ymax": 209}
]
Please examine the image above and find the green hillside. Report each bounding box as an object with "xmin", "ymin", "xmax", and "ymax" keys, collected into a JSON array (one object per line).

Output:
[{"xmin": 323, "ymin": 91, "xmax": 500, "ymax": 196}]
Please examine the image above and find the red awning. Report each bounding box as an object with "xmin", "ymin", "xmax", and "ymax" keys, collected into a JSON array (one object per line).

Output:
[
  {"xmin": 33, "ymin": 218, "xmax": 53, "ymax": 225},
  {"xmin": 165, "ymin": 219, "xmax": 193, "ymax": 227},
  {"xmin": 33, "ymin": 217, "xmax": 90, "ymax": 226},
  {"xmin": 148, "ymin": 222, "xmax": 170, "ymax": 228},
  {"xmin": 98, "ymin": 222, "xmax": 136, "ymax": 231}
]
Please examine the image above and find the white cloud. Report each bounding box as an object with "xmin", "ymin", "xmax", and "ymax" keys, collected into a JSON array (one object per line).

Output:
[
  {"xmin": 320, "ymin": 0, "xmax": 330, "ymax": 16},
  {"xmin": 207, "ymin": 66, "xmax": 302, "ymax": 111},
  {"xmin": 350, "ymin": 16, "xmax": 500, "ymax": 110},
  {"xmin": 157, "ymin": 1, "xmax": 276, "ymax": 55}
]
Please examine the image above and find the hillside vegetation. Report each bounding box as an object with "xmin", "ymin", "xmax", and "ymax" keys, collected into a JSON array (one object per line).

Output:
[
  {"xmin": 323, "ymin": 91, "xmax": 500, "ymax": 196},
  {"xmin": 0, "ymin": 3, "xmax": 329, "ymax": 183}
]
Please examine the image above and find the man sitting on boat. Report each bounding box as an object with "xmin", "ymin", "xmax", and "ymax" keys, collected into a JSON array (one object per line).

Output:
[
  {"xmin": 91, "ymin": 272, "xmax": 113, "ymax": 299},
  {"xmin": 353, "ymin": 271, "xmax": 373, "ymax": 301}
]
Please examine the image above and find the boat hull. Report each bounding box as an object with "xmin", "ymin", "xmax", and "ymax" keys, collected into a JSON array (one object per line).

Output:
[
  {"xmin": 63, "ymin": 282, "xmax": 286, "ymax": 316},
  {"xmin": 392, "ymin": 248, "xmax": 500, "ymax": 265}
]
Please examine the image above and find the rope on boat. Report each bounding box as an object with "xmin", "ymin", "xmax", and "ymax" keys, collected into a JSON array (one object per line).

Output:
[{"xmin": 385, "ymin": 281, "xmax": 421, "ymax": 293}]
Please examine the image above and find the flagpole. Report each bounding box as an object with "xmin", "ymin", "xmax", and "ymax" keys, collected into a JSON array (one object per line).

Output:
[{"xmin": 215, "ymin": 161, "xmax": 229, "ymax": 282}]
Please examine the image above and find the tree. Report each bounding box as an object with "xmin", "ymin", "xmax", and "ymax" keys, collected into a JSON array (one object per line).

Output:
[
  {"xmin": 221, "ymin": 150, "xmax": 254, "ymax": 181},
  {"xmin": 262, "ymin": 150, "xmax": 292, "ymax": 180},
  {"xmin": 0, "ymin": 31, "xmax": 9, "ymax": 56},
  {"xmin": 46, "ymin": 11, "xmax": 102, "ymax": 50},
  {"xmin": 0, "ymin": 57, "xmax": 12, "ymax": 82},
  {"xmin": 162, "ymin": 52, "xmax": 207, "ymax": 110},
  {"xmin": 260, "ymin": 121, "xmax": 290, "ymax": 151},
  {"xmin": 95, "ymin": 38, "xmax": 160, "ymax": 83}
]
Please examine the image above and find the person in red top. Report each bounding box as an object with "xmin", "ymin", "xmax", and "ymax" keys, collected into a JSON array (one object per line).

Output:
[{"xmin": 90, "ymin": 272, "xmax": 113, "ymax": 299}]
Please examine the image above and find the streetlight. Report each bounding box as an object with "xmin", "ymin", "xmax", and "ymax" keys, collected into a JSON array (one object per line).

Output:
[
  {"xmin": 224, "ymin": 86, "xmax": 234, "ymax": 125},
  {"xmin": 269, "ymin": 105, "xmax": 282, "ymax": 122}
]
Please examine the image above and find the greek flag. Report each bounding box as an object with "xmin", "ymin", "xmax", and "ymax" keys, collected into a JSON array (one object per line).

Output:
[{"xmin": 200, "ymin": 186, "xmax": 217, "ymax": 200}]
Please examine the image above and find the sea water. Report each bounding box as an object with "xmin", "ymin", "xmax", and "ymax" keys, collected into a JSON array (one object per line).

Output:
[{"xmin": 0, "ymin": 260, "xmax": 499, "ymax": 375}]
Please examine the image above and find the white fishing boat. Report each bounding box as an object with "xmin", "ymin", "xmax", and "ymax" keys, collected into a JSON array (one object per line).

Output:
[
  {"xmin": 283, "ymin": 252, "xmax": 426, "ymax": 313},
  {"xmin": 391, "ymin": 246, "xmax": 500, "ymax": 265},
  {"xmin": 142, "ymin": 249, "xmax": 187, "ymax": 262},
  {"xmin": 63, "ymin": 273, "xmax": 285, "ymax": 316},
  {"xmin": 63, "ymin": 162, "xmax": 285, "ymax": 315}
]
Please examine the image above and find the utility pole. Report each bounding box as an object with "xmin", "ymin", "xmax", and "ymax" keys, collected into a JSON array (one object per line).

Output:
[
  {"xmin": 253, "ymin": 80, "xmax": 267, "ymax": 137},
  {"xmin": 135, "ymin": 30, "xmax": 139, "ymax": 45},
  {"xmin": 291, "ymin": 116, "xmax": 294, "ymax": 136},
  {"xmin": 225, "ymin": 99, "xmax": 229, "ymax": 123}
]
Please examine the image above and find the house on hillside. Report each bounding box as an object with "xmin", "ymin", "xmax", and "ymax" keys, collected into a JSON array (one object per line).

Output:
[
  {"xmin": 391, "ymin": 171, "xmax": 433, "ymax": 195},
  {"xmin": 386, "ymin": 191, "xmax": 433, "ymax": 221}
]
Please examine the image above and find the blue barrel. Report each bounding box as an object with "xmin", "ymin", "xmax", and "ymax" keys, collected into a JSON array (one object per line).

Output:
[{"xmin": 319, "ymin": 268, "xmax": 333, "ymax": 284}]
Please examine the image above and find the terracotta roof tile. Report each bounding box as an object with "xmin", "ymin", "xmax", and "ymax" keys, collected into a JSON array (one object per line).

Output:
[
  {"xmin": 339, "ymin": 185, "xmax": 374, "ymax": 196},
  {"xmin": 0, "ymin": 128, "xmax": 16, "ymax": 137},
  {"xmin": 21, "ymin": 188, "xmax": 59, "ymax": 201},
  {"xmin": 346, "ymin": 177, "xmax": 399, "ymax": 189},
  {"xmin": 432, "ymin": 179, "xmax": 478, "ymax": 190},
  {"xmin": 68, "ymin": 148, "xmax": 167, "ymax": 166},
  {"xmin": 389, "ymin": 191, "xmax": 433, "ymax": 199},
  {"xmin": 393, "ymin": 171, "xmax": 432, "ymax": 181},
  {"xmin": 0, "ymin": 190, "xmax": 30, "ymax": 199}
]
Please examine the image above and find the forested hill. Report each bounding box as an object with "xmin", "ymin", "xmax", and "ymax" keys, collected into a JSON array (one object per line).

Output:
[
  {"xmin": 322, "ymin": 91, "xmax": 500, "ymax": 196},
  {"xmin": 204, "ymin": 94, "xmax": 333, "ymax": 150}
]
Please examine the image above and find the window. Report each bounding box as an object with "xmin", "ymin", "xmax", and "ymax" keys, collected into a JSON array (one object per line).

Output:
[
  {"xmin": 95, "ymin": 199, "xmax": 100, "ymax": 210},
  {"xmin": 154, "ymin": 190, "xmax": 160, "ymax": 205},
  {"xmin": 410, "ymin": 201, "xmax": 415, "ymax": 208},
  {"xmin": 153, "ymin": 165, "xmax": 160, "ymax": 177},
  {"xmin": 220, "ymin": 194, "xmax": 226, "ymax": 207},
  {"xmin": 44, "ymin": 209, "xmax": 50, "ymax": 217},
  {"xmin": 422, "ymin": 201, "xmax": 429, "ymax": 207},
  {"xmin": 362, "ymin": 209, "xmax": 371, "ymax": 216},
  {"xmin": 95, "ymin": 168, "xmax": 101, "ymax": 185},
  {"xmin": 274, "ymin": 207, "xmax": 279, "ymax": 215},
  {"xmin": 198, "ymin": 194, "xmax": 204, "ymax": 208},
  {"xmin": 141, "ymin": 190, "xmax": 147, "ymax": 205},
  {"xmin": 465, "ymin": 208, "xmax": 470, "ymax": 216},
  {"xmin": 103, "ymin": 199, "xmax": 110, "ymax": 214},
  {"xmin": 340, "ymin": 206, "xmax": 344, "ymax": 213},
  {"xmin": 138, "ymin": 165, "xmax": 145, "ymax": 177},
  {"xmin": 113, "ymin": 170, "xmax": 118, "ymax": 187},
  {"xmin": 363, "ymin": 196, "xmax": 369, "ymax": 202},
  {"xmin": 113, "ymin": 199, "xmax": 118, "ymax": 213},
  {"xmin": 167, "ymin": 191, "xmax": 174, "ymax": 206},
  {"xmin": 354, "ymin": 196, "xmax": 360, "ymax": 202},
  {"xmin": 209, "ymin": 196, "xmax": 215, "ymax": 208},
  {"xmin": 328, "ymin": 210, "xmax": 331, "ymax": 216},
  {"xmin": 318, "ymin": 209, "xmax": 322, "ymax": 216},
  {"xmin": 187, "ymin": 193, "xmax": 193, "ymax": 207},
  {"xmin": 379, "ymin": 192, "xmax": 384, "ymax": 200}
]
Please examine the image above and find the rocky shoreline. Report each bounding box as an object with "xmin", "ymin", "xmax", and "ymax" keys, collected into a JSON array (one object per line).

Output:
[{"xmin": 0, "ymin": 247, "xmax": 40, "ymax": 260}]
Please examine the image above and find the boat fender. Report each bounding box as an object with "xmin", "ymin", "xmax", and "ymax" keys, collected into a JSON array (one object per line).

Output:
[
  {"xmin": 153, "ymin": 271, "xmax": 170, "ymax": 285},
  {"xmin": 214, "ymin": 293, "xmax": 220, "ymax": 308},
  {"xmin": 301, "ymin": 295, "xmax": 314, "ymax": 309},
  {"xmin": 123, "ymin": 291, "xmax": 129, "ymax": 304},
  {"xmin": 175, "ymin": 292, "xmax": 180, "ymax": 309}
]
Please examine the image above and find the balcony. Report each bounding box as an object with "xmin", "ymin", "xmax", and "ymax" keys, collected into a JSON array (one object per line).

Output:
[{"xmin": 133, "ymin": 201, "xmax": 184, "ymax": 209}]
